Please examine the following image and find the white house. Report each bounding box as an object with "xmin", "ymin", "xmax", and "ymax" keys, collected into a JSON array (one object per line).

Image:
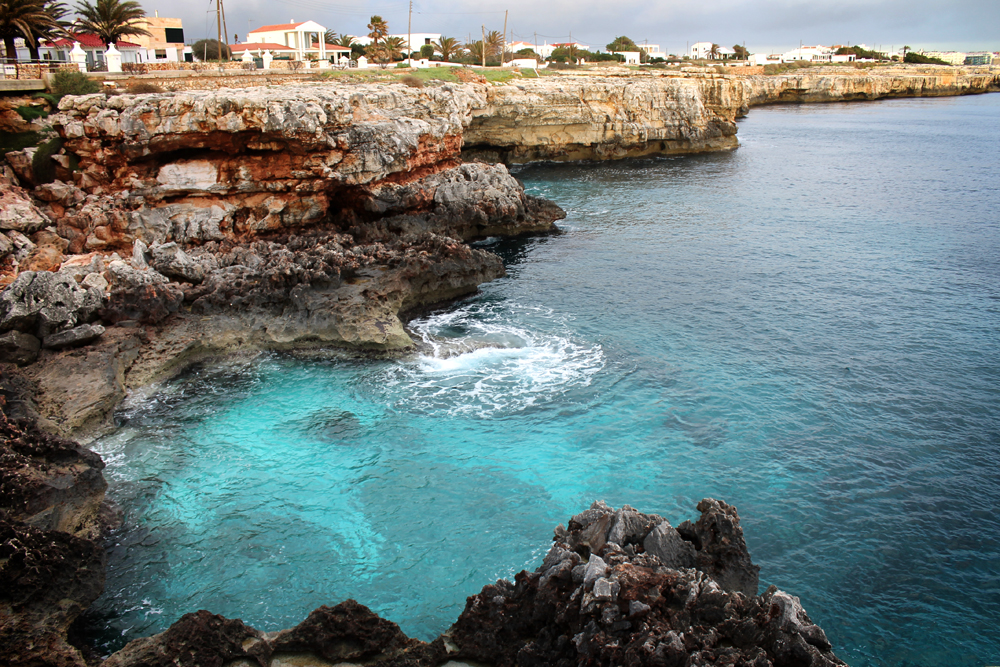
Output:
[
  {"xmin": 750, "ymin": 53, "xmax": 782, "ymax": 66},
  {"xmin": 638, "ymin": 44, "xmax": 665, "ymax": 60},
  {"xmin": 690, "ymin": 41, "xmax": 714, "ymax": 59},
  {"xmin": 613, "ymin": 51, "xmax": 640, "ymax": 65},
  {"xmin": 246, "ymin": 21, "xmax": 330, "ymax": 61},
  {"xmin": 29, "ymin": 33, "xmax": 143, "ymax": 68}
]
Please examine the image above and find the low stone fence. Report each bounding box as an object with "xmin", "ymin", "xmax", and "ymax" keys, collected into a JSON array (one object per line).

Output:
[{"xmin": 104, "ymin": 70, "xmax": 324, "ymax": 91}]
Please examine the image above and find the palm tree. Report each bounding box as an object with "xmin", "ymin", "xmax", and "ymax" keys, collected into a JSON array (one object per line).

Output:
[
  {"xmin": 432, "ymin": 34, "xmax": 458, "ymax": 62},
  {"xmin": 27, "ymin": 0, "xmax": 69, "ymax": 59},
  {"xmin": 709, "ymin": 43, "xmax": 719, "ymax": 60},
  {"xmin": 366, "ymin": 14, "xmax": 387, "ymax": 48},
  {"xmin": 323, "ymin": 29, "xmax": 337, "ymax": 45},
  {"xmin": 484, "ymin": 29, "xmax": 502, "ymax": 62},
  {"xmin": 465, "ymin": 39, "xmax": 484, "ymax": 65},
  {"xmin": 334, "ymin": 33, "xmax": 353, "ymax": 48},
  {"xmin": 1, "ymin": 0, "xmax": 60, "ymax": 62},
  {"xmin": 383, "ymin": 35, "xmax": 404, "ymax": 61},
  {"xmin": 74, "ymin": 0, "xmax": 150, "ymax": 46}
]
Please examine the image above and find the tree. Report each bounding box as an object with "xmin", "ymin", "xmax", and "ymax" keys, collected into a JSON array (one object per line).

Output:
[
  {"xmin": 484, "ymin": 29, "xmax": 502, "ymax": 61},
  {"xmin": 383, "ymin": 35, "xmax": 404, "ymax": 61},
  {"xmin": 901, "ymin": 45, "xmax": 910, "ymax": 62},
  {"xmin": 1, "ymin": 0, "xmax": 61, "ymax": 62},
  {"xmin": 464, "ymin": 39, "xmax": 484, "ymax": 63},
  {"xmin": 606, "ymin": 35, "xmax": 638, "ymax": 53},
  {"xmin": 709, "ymin": 43, "xmax": 719, "ymax": 59},
  {"xmin": 732, "ymin": 44, "xmax": 748, "ymax": 59},
  {"xmin": 192, "ymin": 38, "xmax": 229, "ymax": 61},
  {"xmin": 323, "ymin": 29, "xmax": 337, "ymax": 45},
  {"xmin": 74, "ymin": 0, "xmax": 150, "ymax": 46},
  {"xmin": 366, "ymin": 14, "xmax": 387, "ymax": 47},
  {"xmin": 333, "ymin": 34, "xmax": 353, "ymax": 48},
  {"xmin": 432, "ymin": 35, "xmax": 459, "ymax": 61}
]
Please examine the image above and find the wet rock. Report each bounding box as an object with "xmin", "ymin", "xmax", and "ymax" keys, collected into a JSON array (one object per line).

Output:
[
  {"xmin": 101, "ymin": 611, "xmax": 269, "ymax": 667},
  {"xmin": 0, "ymin": 330, "xmax": 41, "ymax": 365},
  {"xmin": 270, "ymin": 600, "xmax": 439, "ymax": 664},
  {"xmin": 0, "ymin": 405, "xmax": 108, "ymax": 667},
  {"xmin": 42, "ymin": 323, "xmax": 105, "ymax": 349}
]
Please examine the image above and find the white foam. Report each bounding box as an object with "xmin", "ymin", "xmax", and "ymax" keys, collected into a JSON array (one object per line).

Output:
[{"xmin": 394, "ymin": 301, "xmax": 604, "ymax": 418}]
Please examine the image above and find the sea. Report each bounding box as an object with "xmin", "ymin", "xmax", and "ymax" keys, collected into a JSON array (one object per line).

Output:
[{"xmin": 83, "ymin": 93, "xmax": 1000, "ymax": 667}]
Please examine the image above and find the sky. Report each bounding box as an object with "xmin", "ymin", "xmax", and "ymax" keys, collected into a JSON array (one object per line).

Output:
[{"xmin": 143, "ymin": 0, "xmax": 999, "ymax": 54}]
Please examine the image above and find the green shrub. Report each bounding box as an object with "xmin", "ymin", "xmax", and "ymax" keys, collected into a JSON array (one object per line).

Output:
[
  {"xmin": 16, "ymin": 105, "xmax": 48, "ymax": 121},
  {"xmin": 52, "ymin": 70, "xmax": 100, "ymax": 97},
  {"xmin": 31, "ymin": 136, "xmax": 63, "ymax": 184},
  {"xmin": 0, "ymin": 131, "xmax": 43, "ymax": 153}
]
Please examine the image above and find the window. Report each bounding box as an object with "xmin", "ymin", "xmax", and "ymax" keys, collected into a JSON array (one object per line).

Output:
[
  {"xmin": 155, "ymin": 49, "xmax": 167, "ymax": 59},
  {"xmin": 424, "ymin": 38, "xmax": 431, "ymax": 44},
  {"xmin": 164, "ymin": 28, "xmax": 184, "ymax": 43}
]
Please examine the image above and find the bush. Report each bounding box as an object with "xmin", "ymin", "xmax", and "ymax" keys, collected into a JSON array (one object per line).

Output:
[
  {"xmin": 192, "ymin": 39, "xmax": 231, "ymax": 61},
  {"xmin": 905, "ymin": 52, "xmax": 950, "ymax": 65},
  {"xmin": 126, "ymin": 81, "xmax": 165, "ymax": 94},
  {"xmin": 51, "ymin": 70, "xmax": 100, "ymax": 97},
  {"xmin": 400, "ymin": 74, "xmax": 423, "ymax": 88},
  {"xmin": 122, "ymin": 62, "xmax": 148, "ymax": 74},
  {"xmin": 455, "ymin": 68, "xmax": 486, "ymax": 83},
  {"xmin": 31, "ymin": 137, "xmax": 63, "ymax": 184},
  {"xmin": 16, "ymin": 105, "xmax": 48, "ymax": 121},
  {"xmin": 420, "ymin": 44, "xmax": 434, "ymax": 59}
]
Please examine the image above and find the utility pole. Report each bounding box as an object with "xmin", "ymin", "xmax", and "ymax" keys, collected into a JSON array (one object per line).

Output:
[
  {"xmin": 481, "ymin": 25, "xmax": 486, "ymax": 67},
  {"xmin": 501, "ymin": 10, "xmax": 508, "ymax": 63},
  {"xmin": 220, "ymin": 0, "xmax": 228, "ymax": 58},
  {"xmin": 216, "ymin": 0, "xmax": 222, "ymax": 61},
  {"xmin": 407, "ymin": 0, "xmax": 412, "ymax": 64}
]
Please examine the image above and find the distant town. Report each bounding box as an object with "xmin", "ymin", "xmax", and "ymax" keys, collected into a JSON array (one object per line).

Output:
[{"xmin": 2, "ymin": 8, "xmax": 996, "ymax": 75}]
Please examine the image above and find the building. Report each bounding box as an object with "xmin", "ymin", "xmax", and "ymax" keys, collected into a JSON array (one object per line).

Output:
[
  {"xmin": 130, "ymin": 15, "xmax": 186, "ymax": 62},
  {"xmin": 920, "ymin": 51, "xmax": 965, "ymax": 65},
  {"xmin": 246, "ymin": 21, "xmax": 330, "ymax": 61},
  {"xmin": 690, "ymin": 42, "xmax": 714, "ymax": 59},
  {"xmin": 781, "ymin": 45, "xmax": 855, "ymax": 63},
  {"xmin": 964, "ymin": 52, "xmax": 993, "ymax": 65},
  {"xmin": 37, "ymin": 33, "xmax": 142, "ymax": 68},
  {"xmin": 613, "ymin": 51, "xmax": 640, "ymax": 65}
]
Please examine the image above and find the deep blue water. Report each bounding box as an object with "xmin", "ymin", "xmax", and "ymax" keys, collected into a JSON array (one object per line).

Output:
[{"xmin": 86, "ymin": 94, "xmax": 1000, "ymax": 666}]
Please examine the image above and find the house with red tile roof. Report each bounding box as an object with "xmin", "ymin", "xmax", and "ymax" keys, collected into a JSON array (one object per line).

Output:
[{"xmin": 245, "ymin": 20, "xmax": 341, "ymax": 62}]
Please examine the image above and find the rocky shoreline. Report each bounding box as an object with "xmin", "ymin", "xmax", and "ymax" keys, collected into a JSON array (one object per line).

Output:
[{"xmin": 2, "ymin": 68, "xmax": 996, "ymax": 666}]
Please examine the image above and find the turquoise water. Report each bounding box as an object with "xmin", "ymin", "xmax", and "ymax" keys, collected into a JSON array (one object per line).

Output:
[{"xmin": 85, "ymin": 94, "xmax": 1000, "ymax": 666}]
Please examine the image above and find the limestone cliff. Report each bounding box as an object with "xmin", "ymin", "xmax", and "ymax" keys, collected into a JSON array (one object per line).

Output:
[
  {"xmin": 463, "ymin": 76, "xmax": 741, "ymax": 162},
  {"xmin": 740, "ymin": 65, "xmax": 1000, "ymax": 106}
]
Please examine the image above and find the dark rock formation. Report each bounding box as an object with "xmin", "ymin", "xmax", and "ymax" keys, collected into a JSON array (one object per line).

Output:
[
  {"xmin": 98, "ymin": 500, "xmax": 843, "ymax": 667},
  {"xmin": 0, "ymin": 401, "xmax": 108, "ymax": 667},
  {"xmin": 446, "ymin": 500, "xmax": 841, "ymax": 667}
]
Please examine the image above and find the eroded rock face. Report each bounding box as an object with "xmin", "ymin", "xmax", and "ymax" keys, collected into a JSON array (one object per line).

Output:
[
  {"xmin": 463, "ymin": 76, "xmax": 742, "ymax": 162},
  {"xmin": 0, "ymin": 406, "xmax": 108, "ymax": 667},
  {"xmin": 741, "ymin": 66, "xmax": 1000, "ymax": 106},
  {"xmin": 446, "ymin": 500, "xmax": 840, "ymax": 667}
]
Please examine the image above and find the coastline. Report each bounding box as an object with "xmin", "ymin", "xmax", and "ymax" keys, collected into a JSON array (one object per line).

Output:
[{"xmin": 2, "ymin": 66, "xmax": 997, "ymax": 667}]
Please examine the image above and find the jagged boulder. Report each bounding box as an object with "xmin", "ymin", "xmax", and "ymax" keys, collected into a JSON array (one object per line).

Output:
[
  {"xmin": 99, "ymin": 260, "xmax": 182, "ymax": 324},
  {"xmin": 446, "ymin": 500, "xmax": 841, "ymax": 667},
  {"xmin": 0, "ymin": 182, "xmax": 51, "ymax": 235},
  {"xmin": 0, "ymin": 270, "xmax": 104, "ymax": 339},
  {"xmin": 42, "ymin": 323, "xmax": 105, "ymax": 349},
  {"xmin": 149, "ymin": 242, "xmax": 212, "ymax": 284}
]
